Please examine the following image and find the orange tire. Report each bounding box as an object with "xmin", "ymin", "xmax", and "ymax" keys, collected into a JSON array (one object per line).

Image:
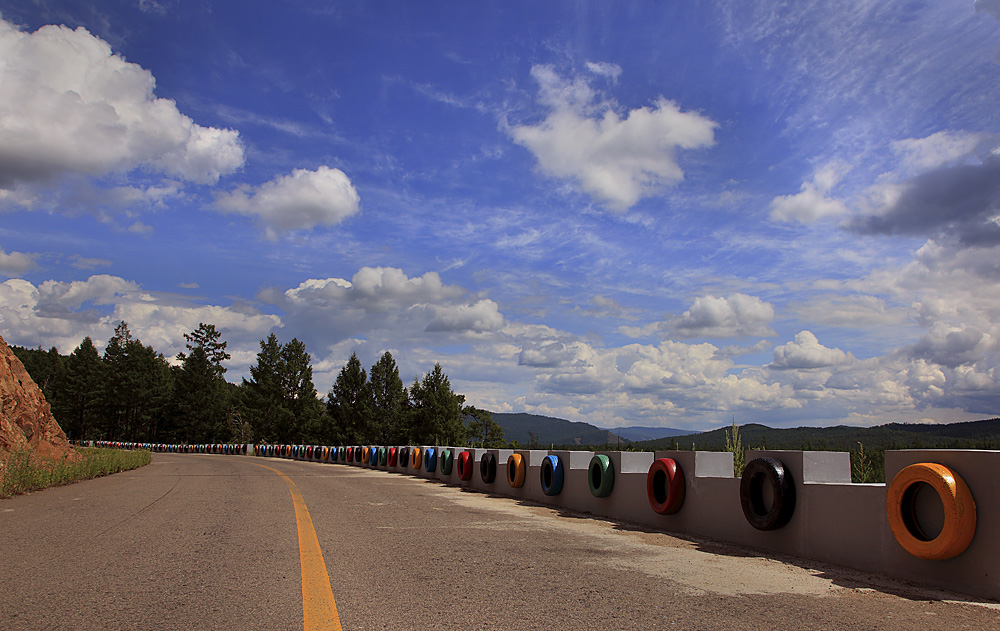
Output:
[
  {"xmin": 506, "ymin": 454, "xmax": 526, "ymax": 488},
  {"xmin": 410, "ymin": 447, "xmax": 422, "ymax": 470},
  {"xmin": 886, "ymin": 462, "xmax": 976, "ymax": 560}
]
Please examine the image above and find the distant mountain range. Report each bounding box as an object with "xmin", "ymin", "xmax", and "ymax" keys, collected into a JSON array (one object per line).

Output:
[
  {"xmin": 490, "ymin": 413, "xmax": 688, "ymax": 446},
  {"xmin": 491, "ymin": 413, "xmax": 620, "ymax": 446},
  {"xmin": 489, "ymin": 412, "xmax": 1000, "ymax": 452},
  {"xmin": 598, "ymin": 425, "xmax": 690, "ymax": 442},
  {"xmin": 633, "ymin": 418, "xmax": 1000, "ymax": 452}
]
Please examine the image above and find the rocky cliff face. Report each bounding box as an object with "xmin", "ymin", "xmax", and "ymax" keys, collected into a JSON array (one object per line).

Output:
[{"xmin": 0, "ymin": 334, "xmax": 77, "ymax": 460}]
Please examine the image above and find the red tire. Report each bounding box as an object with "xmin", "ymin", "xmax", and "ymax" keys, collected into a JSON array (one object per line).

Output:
[
  {"xmin": 647, "ymin": 458, "xmax": 686, "ymax": 515},
  {"xmin": 457, "ymin": 451, "xmax": 473, "ymax": 481}
]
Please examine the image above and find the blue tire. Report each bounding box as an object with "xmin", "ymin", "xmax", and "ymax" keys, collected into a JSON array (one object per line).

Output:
[{"xmin": 540, "ymin": 455, "xmax": 564, "ymax": 496}]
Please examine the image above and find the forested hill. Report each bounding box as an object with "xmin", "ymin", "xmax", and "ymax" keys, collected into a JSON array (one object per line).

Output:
[
  {"xmin": 635, "ymin": 418, "xmax": 1000, "ymax": 452},
  {"xmin": 491, "ymin": 413, "xmax": 623, "ymax": 446},
  {"xmin": 604, "ymin": 426, "xmax": 689, "ymax": 441}
]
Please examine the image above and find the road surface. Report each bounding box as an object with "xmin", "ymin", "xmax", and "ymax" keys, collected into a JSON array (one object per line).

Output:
[{"xmin": 2, "ymin": 453, "xmax": 997, "ymax": 630}]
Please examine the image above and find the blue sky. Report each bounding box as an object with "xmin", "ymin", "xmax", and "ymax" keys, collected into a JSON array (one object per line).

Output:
[{"xmin": 2, "ymin": 0, "xmax": 1000, "ymax": 431}]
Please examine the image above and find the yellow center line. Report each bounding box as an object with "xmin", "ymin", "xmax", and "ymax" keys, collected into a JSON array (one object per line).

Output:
[{"xmin": 253, "ymin": 463, "xmax": 343, "ymax": 631}]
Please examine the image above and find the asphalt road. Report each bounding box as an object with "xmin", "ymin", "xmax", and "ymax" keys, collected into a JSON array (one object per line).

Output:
[{"xmin": 2, "ymin": 454, "xmax": 998, "ymax": 630}]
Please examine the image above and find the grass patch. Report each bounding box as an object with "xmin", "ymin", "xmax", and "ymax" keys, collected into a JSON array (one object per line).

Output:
[{"xmin": 0, "ymin": 447, "xmax": 151, "ymax": 499}]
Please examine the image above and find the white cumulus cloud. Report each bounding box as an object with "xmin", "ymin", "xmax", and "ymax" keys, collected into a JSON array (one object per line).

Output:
[
  {"xmin": 215, "ymin": 166, "xmax": 360, "ymax": 238},
  {"xmin": 0, "ymin": 18, "xmax": 244, "ymax": 190},
  {"xmin": 510, "ymin": 65, "xmax": 716, "ymax": 211},
  {"xmin": 770, "ymin": 331, "xmax": 854, "ymax": 370},
  {"xmin": 0, "ymin": 275, "xmax": 279, "ymax": 368},
  {"xmin": 0, "ymin": 248, "xmax": 37, "ymax": 275},
  {"xmin": 891, "ymin": 130, "xmax": 994, "ymax": 174},
  {"xmin": 770, "ymin": 162, "xmax": 850, "ymax": 223},
  {"xmin": 262, "ymin": 266, "xmax": 502, "ymax": 356},
  {"xmin": 668, "ymin": 293, "xmax": 776, "ymax": 338},
  {"xmin": 426, "ymin": 299, "xmax": 504, "ymax": 333},
  {"xmin": 585, "ymin": 61, "xmax": 622, "ymax": 81}
]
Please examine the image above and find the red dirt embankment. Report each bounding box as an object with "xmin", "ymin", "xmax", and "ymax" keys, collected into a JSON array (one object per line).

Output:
[{"xmin": 0, "ymin": 334, "xmax": 78, "ymax": 465}]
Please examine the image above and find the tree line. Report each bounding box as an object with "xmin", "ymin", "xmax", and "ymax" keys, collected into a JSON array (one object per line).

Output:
[{"xmin": 11, "ymin": 322, "xmax": 505, "ymax": 448}]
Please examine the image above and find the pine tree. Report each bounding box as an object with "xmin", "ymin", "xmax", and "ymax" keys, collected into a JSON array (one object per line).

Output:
[
  {"xmin": 240, "ymin": 334, "xmax": 323, "ymax": 444},
  {"xmin": 172, "ymin": 346, "xmax": 228, "ymax": 443},
  {"xmin": 54, "ymin": 337, "xmax": 103, "ymax": 439},
  {"xmin": 179, "ymin": 323, "xmax": 231, "ymax": 378},
  {"xmin": 369, "ymin": 351, "xmax": 407, "ymax": 444},
  {"xmin": 100, "ymin": 322, "xmax": 172, "ymax": 441},
  {"xmin": 464, "ymin": 405, "xmax": 505, "ymax": 447},
  {"xmin": 171, "ymin": 323, "xmax": 231, "ymax": 442},
  {"xmin": 407, "ymin": 363, "xmax": 465, "ymax": 445},
  {"xmin": 241, "ymin": 334, "xmax": 291, "ymax": 443},
  {"xmin": 281, "ymin": 338, "xmax": 324, "ymax": 443},
  {"xmin": 326, "ymin": 352, "xmax": 373, "ymax": 443}
]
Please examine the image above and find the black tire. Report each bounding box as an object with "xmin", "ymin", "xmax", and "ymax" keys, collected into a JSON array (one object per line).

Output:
[
  {"xmin": 740, "ymin": 457, "xmax": 795, "ymax": 530},
  {"xmin": 481, "ymin": 453, "xmax": 497, "ymax": 483}
]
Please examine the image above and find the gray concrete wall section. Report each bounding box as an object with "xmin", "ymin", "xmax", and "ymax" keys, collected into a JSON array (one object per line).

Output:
[
  {"xmin": 389, "ymin": 446, "xmax": 405, "ymax": 472},
  {"xmin": 466, "ymin": 449, "xmax": 514, "ymax": 494},
  {"xmin": 493, "ymin": 449, "xmax": 548, "ymax": 501},
  {"xmin": 530, "ymin": 450, "xmax": 594, "ymax": 514},
  {"xmin": 413, "ymin": 446, "xmax": 433, "ymax": 479},
  {"xmin": 576, "ymin": 451, "xmax": 654, "ymax": 525},
  {"xmin": 463, "ymin": 448, "xmax": 485, "ymax": 489},
  {"xmin": 435, "ymin": 447, "xmax": 459, "ymax": 484}
]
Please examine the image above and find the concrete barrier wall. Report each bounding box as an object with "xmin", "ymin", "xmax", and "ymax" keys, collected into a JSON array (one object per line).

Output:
[{"xmin": 87, "ymin": 440, "xmax": 1000, "ymax": 601}]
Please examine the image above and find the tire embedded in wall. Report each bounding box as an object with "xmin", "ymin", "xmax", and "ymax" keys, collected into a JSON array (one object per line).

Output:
[
  {"xmin": 424, "ymin": 448, "xmax": 437, "ymax": 473},
  {"xmin": 506, "ymin": 454, "xmax": 526, "ymax": 488},
  {"xmin": 886, "ymin": 462, "xmax": 977, "ymax": 560},
  {"xmin": 410, "ymin": 447, "xmax": 422, "ymax": 470},
  {"xmin": 440, "ymin": 449, "xmax": 454, "ymax": 475},
  {"xmin": 540, "ymin": 455, "xmax": 564, "ymax": 496},
  {"xmin": 346, "ymin": 447, "xmax": 354, "ymax": 462},
  {"xmin": 388, "ymin": 447, "xmax": 398, "ymax": 467},
  {"xmin": 399, "ymin": 447, "xmax": 409, "ymax": 468},
  {"xmin": 646, "ymin": 458, "xmax": 686, "ymax": 515},
  {"xmin": 480, "ymin": 452, "xmax": 497, "ymax": 483},
  {"xmin": 378, "ymin": 447, "xmax": 387, "ymax": 466},
  {"xmin": 457, "ymin": 451, "xmax": 473, "ymax": 480},
  {"xmin": 588, "ymin": 454, "xmax": 614, "ymax": 498},
  {"xmin": 740, "ymin": 457, "xmax": 795, "ymax": 530}
]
